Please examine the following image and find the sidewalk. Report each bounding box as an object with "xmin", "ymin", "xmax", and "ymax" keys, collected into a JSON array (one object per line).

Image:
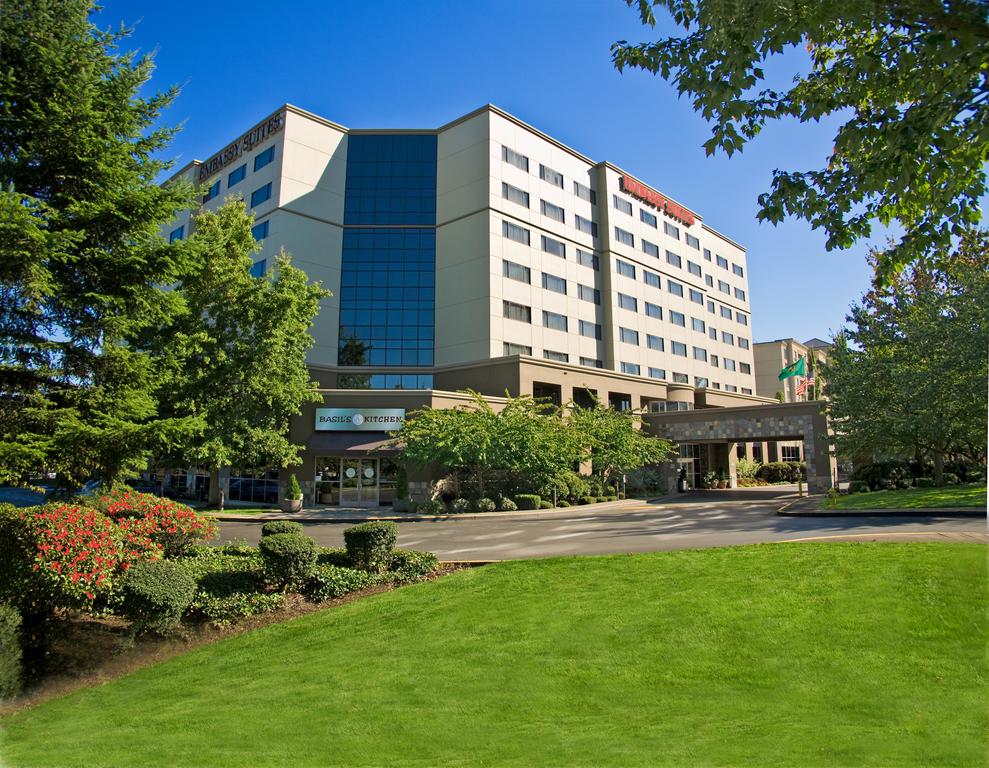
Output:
[
  {"xmin": 209, "ymin": 496, "xmax": 674, "ymax": 524},
  {"xmin": 778, "ymin": 495, "xmax": 985, "ymax": 517}
]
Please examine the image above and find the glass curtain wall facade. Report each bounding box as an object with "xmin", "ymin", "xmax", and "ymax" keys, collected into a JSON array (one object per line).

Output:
[{"xmin": 338, "ymin": 135, "xmax": 437, "ymax": 379}]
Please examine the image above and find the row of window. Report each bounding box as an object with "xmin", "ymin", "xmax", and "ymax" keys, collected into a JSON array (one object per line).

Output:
[
  {"xmin": 501, "ymin": 146, "xmax": 597, "ymax": 205},
  {"xmin": 615, "ymin": 292, "xmax": 750, "ymax": 348},
  {"xmin": 501, "ymin": 183, "xmax": 600, "ymax": 236},
  {"xmin": 202, "ymin": 145, "xmax": 275, "ymax": 204},
  {"xmin": 502, "ymin": 220, "xmax": 600, "ymax": 269}
]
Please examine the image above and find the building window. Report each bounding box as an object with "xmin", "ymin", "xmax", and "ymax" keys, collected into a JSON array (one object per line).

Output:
[
  {"xmin": 644, "ymin": 270, "xmax": 661, "ymax": 288},
  {"xmin": 735, "ymin": 287, "xmax": 746, "ymax": 301},
  {"xmin": 616, "ymin": 259, "xmax": 636, "ymax": 278},
  {"xmin": 708, "ymin": 326, "xmax": 717, "ymax": 340},
  {"xmin": 249, "ymin": 259, "xmax": 266, "ymax": 278},
  {"xmin": 667, "ymin": 280, "xmax": 684, "ymax": 297},
  {"xmin": 577, "ymin": 249, "xmax": 599, "ymax": 270},
  {"xmin": 703, "ymin": 248, "xmax": 712, "ymax": 262},
  {"xmin": 504, "ymin": 342, "xmax": 532, "ymax": 356},
  {"xmin": 664, "ymin": 221, "xmax": 680, "ymax": 239},
  {"xmin": 228, "ymin": 164, "xmax": 246, "ymax": 188},
  {"xmin": 666, "ymin": 250, "xmax": 682, "ymax": 269},
  {"xmin": 737, "ymin": 312, "xmax": 748, "ymax": 325},
  {"xmin": 695, "ymin": 377, "xmax": 709, "ymax": 388},
  {"xmin": 724, "ymin": 358, "xmax": 737, "ymax": 371},
  {"xmin": 725, "ymin": 384, "xmax": 738, "ymax": 392},
  {"xmin": 502, "ymin": 146, "xmax": 529, "ymax": 172},
  {"xmin": 670, "ymin": 310, "xmax": 685, "ymax": 327},
  {"xmin": 693, "ymin": 346, "xmax": 707, "ymax": 361},
  {"xmin": 707, "ymin": 300, "xmax": 716, "ymax": 314},
  {"xmin": 541, "ymin": 235, "xmax": 566, "ymax": 258},
  {"xmin": 716, "ymin": 254, "xmax": 729, "ymax": 269},
  {"xmin": 640, "ymin": 209, "xmax": 658, "ymax": 228},
  {"xmin": 705, "ymin": 274, "xmax": 714, "ymax": 288},
  {"xmin": 502, "ymin": 182, "xmax": 529, "ymax": 208},
  {"xmin": 541, "ymin": 199, "xmax": 565, "ymax": 222},
  {"xmin": 544, "ymin": 350, "xmax": 569, "ymax": 363},
  {"xmin": 685, "ymin": 233, "xmax": 700, "ymax": 250},
  {"xmin": 503, "ymin": 259, "xmax": 531, "ymax": 284},
  {"xmin": 168, "ymin": 225, "xmax": 184, "ymax": 243},
  {"xmin": 503, "ymin": 301, "xmax": 531, "ymax": 323},
  {"xmin": 203, "ymin": 179, "xmax": 221, "ymax": 203},
  {"xmin": 250, "ymin": 183, "xmax": 272, "ymax": 207},
  {"xmin": 689, "ymin": 288, "xmax": 703, "ymax": 304},
  {"xmin": 621, "ymin": 362, "xmax": 641, "ymax": 375},
  {"xmin": 579, "ymin": 320, "xmax": 602, "ymax": 339},
  {"xmin": 251, "ymin": 220, "xmax": 269, "ymax": 240},
  {"xmin": 672, "ymin": 372, "xmax": 688, "ymax": 383},
  {"xmin": 671, "ymin": 341, "xmax": 687, "ymax": 357},
  {"xmin": 740, "ymin": 362, "xmax": 752, "ymax": 374},
  {"xmin": 645, "ymin": 302, "xmax": 663, "ymax": 319},
  {"xmin": 742, "ymin": 387, "xmax": 752, "ymax": 395},
  {"xmin": 575, "ymin": 215, "xmax": 597, "ymax": 236},
  {"xmin": 691, "ymin": 317, "xmax": 705, "ymax": 333},
  {"xmin": 647, "ymin": 334, "xmax": 664, "ymax": 351},
  {"xmin": 612, "ymin": 194, "xmax": 632, "ymax": 215},
  {"xmin": 718, "ymin": 280, "xmax": 730, "ymax": 294},
  {"xmin": 687, "ymin": 260, "xmax": 702, "ymax": 277},
  {"xmin": 722, "ymin": 331, "xmax": 735, "ymax": 345},
  {"xmin": 543, "ymin": 310, "xmax": 568, "ymax": 331},
  {"xmin": 642, "ymin": 240, "xmax": 659, "ymax": 258},
  {"xmin": 574, "ymin": 181, "xmax": 596, "ymax": 203},
  {"xmin": 617, "ymin": 292, "xmax": 638, "ymax": 311},
  {"xmin": 254, "ymin": 146, "xmax": 275, "ymax": 172},
  {"xmin": 542, "ymin": 272, "xmax": 567, "ymax": 295},
  {"xmin": 614, "ymin": 226, "xmax": 634, "ymax": 247},
  {"xmin": 649, "ymin": 367, "xmax": 666, "ymax": 380},
  {"xmin": 539, "ymin": 164, "xmax": 564, "ymax": 188},
  {"xmin": 619, "ymin": 327, "xmax": 639, "ymax": 345},
  {"xmin": 580, "ymin": 356, "xmax": 603, "ymax": 368},
  {"xmin": 733, "ymin": 264, "xmax": 744, "ymax": 277},
  {"xmin": 721, "ymin": 305, "xmax": 733, "ymax": 319},
  {"xmin": 711, "ymin": 354, "xmax": 719, "ymax": 367},
  {"xmin": 503, "ymin": 220, "xmax": 530, "ymax": 245},
  {"xmin": 738, "ymin": 337, "xmax": 750, "ymax": 350},
  {"xmin": 578, "ymin": 283, "xmax": 600, "ymax": 304}
]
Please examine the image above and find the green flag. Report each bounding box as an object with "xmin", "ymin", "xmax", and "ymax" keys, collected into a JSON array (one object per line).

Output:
[{"xmin": 779, "ymin": 357, "xmax": 806, "ymax": 381}]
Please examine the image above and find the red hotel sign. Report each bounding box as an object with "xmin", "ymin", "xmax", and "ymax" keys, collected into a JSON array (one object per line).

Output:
[{"xmin": 619, "ymin": 176, "xmax": 696, "ymax": 227}]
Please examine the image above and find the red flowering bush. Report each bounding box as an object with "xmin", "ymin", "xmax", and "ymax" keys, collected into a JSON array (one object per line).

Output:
[
  {"xmin": 10, "ymin": 504, "xmax": 161, "ymax": 611},
  {"xmin": 95, "ymin": 490, "xmax": 217, "ymax": 557}
]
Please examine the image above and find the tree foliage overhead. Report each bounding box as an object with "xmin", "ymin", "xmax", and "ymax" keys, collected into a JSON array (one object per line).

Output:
[
  {"xmin": 823, "ymin": 230, "xmax": 988, "ymax": 483},
  {"xmin": 612, "ymin": 0, "xmax": 989, "ymax": 280},
  {"xmin": 0, "ymin": 0, "xmax": 197, "ymax": 486}
]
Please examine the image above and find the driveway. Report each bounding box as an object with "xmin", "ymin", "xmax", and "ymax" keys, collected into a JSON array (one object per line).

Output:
[{"xmin": 218, "ymin": 487, "xmax": 986, "ymax": 560}]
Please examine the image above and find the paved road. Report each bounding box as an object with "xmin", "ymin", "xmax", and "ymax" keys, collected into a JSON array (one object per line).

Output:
[{"xmin": 218, "ymin": 489, "xmax": 987, "ymax": 560}]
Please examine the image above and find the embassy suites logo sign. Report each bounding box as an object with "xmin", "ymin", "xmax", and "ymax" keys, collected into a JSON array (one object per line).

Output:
[
  {"xmin": 619, "ymin": 176, "xmax": 697, "ymax": 227},
  {"xmin": 198, "ymin": 112, "xmax": 286, "ymax": 183},
  {"xmin": 315, "ymin": 408, "xmax": 406, "ymax": 432}
]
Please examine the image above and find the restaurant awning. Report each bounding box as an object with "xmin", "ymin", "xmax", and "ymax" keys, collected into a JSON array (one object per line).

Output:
[{"xmin": 307, "ymin": 431, "xmax": 403, "ymax": 456}]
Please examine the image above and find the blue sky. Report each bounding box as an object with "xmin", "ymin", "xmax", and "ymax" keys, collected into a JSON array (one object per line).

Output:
[{"xmin": 103, "ymin": 0, "xmax": 884, "ymax": 345}]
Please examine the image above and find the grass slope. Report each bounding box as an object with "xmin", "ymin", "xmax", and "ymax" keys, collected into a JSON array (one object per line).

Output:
[
  {"xmin": 2, "ymin": 543, "xmax": 986, "ymax": 768},
  {"xmin": 827, "ymin": 483, "xmax": 986, "ymax": 510}
]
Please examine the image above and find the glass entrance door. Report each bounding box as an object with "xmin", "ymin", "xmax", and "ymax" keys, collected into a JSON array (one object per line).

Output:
[{"xmin": 339, "ymin": 459, "xmax": 379, "ymax": 507}]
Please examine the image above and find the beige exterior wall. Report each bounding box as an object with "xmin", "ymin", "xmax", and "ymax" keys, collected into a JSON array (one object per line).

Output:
[{"xmin": 753, "ymin": 338, "xmax": 829, "ymax": 402}]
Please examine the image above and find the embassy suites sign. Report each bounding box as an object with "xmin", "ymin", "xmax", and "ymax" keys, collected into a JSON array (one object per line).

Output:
[
  {"xmin": 619, "ymin": 176, "xmax": 696, "ymax": 227},
  {"xmin": 198, "ymin": 111, "xmax": 286, "ymax": 182}
]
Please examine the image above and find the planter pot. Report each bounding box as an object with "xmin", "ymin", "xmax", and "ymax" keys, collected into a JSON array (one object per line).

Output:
[
  {"xmin": 279, "ymin": 498, "xmax": 303, "ymax": 513},
  {"xmin": 318, "ymin": 493, "xmax": 334, "ymax": 505},
  {"xmin": 717, "ymin": 480, "xmax": 728, "ymax": 489}
]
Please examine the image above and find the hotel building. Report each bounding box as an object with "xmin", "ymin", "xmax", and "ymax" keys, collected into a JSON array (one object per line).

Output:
[{"xmin": 166, "ymin": 104, "xmax": 835, "ymax": 504}]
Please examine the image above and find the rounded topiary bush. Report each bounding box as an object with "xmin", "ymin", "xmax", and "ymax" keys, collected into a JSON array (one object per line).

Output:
[
  {"xmin": 121, "ymin": 560, "xmax": 197, "ymax": 635},
  {"xmin": 539, "ymin": 500, "xmax": 553, "ymax": 509},
  {"xmin": 259, "ymin": 532, "xmax": 317, "ymax": 588},
  {"xmin": 606, "ymin": 495, "xmax": 618, "ymax": 502},
  {"xmin": 579, "ymin": 496, "xmax": 596, "ymax": 505},
  {"xmin": 416, "ymin": 499, "xmax": 446, "ymax": 515},
  {"xmin": 514, "ymin": 494, "xmax": 541, "ymax": 511},
  {"xmin": 596, "ymin": 496, "xmax": 609, "ymax": 503},
  {"xmin": 914, "ymin": 477, "xmax": 935, "ymax": 488},
  {"xmin": 261, "ymin": 520, "xmax": 305, "ymax": 537},
  {"xmin": 475, "ymin": 498, "xmax": 496, "ymax": 513},
  {"xmin": 450, "ymin": 498, "xmax": 472, "ymax": 514},
  {"xmin": 847, "ymin": 480, "xmax": 870, "ymax": 494},
  {"xmin": 497, "ymin": 498, "xmax": 517, "ymax": 512},
  {"xmin": 557, "ymin": 500, "xmax": 570, "ymax": 508},
  {"xmin": 343, "ymin": 521, "xmax": 399, "ymax": 573}
]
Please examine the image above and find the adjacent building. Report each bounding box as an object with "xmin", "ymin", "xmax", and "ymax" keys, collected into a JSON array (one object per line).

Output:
[
  {"xmin": 753, "ymin": 338, "xmax": 830, "ymax": 403},
  {"xmin": 164, "ymin": 104, "xmax": 835, "ymax": 504}
]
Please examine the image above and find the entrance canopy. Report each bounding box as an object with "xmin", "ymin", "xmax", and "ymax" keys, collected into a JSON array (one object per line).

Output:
[{"xmin": 307, "ymin": 431, "xmax": 402, "ymax": 456}]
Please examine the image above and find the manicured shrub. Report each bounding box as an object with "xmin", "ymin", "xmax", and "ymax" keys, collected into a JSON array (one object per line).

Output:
[
  {"xmin": 618, "ymin": 493, "xmax": 626, "ymax": 500},
  {"xmin": 847, "ymin": 480, "xmax": 871, "ymax": 494},
  {"xmin": 121, "ymin": 560, "xmax": 197, "ymax": 635},
  {"xmin": 596, "ymin": 496, "xmax": 609, "ymax": 503},
  {"xmin": 193, "ymin": 593, "xmax": 284, "ymax": 624},
  {"xmin": 416, "ymin": 499, "xmax": 446, "ymax": 515},
  {"xmin": 261, "ymin": 520, "xmax": 305, "ymax": 537},
  {"xmin": 389, "ymin": 550, "xmax": 439, "ymax": 583},
  {"xmin": 497, "ymin": 498, "xmax": 517, "ymax": 512},
  {"xmin": 343, "ymin": 521, "xmax": 399, "ymax": 573},
  {"xmin": 450, "ymin": 498, "xmax": 473, "ymax": 514},
  {"xmin": 735, "ymin": 458, "xmax": 760, "ymax": 480},
  {"xmin": 606, "ymin": 495, "xmax": 618, "ymax": 502},
  {"xmin": 941, "ymin": 472, "xmax": 959, "ymax": 486},
  {"xmin": 756, "ymin": 462, "xmax": 794, "ymax": 483},
  {"xmin": 0, "ymin": 603, "xmax": 22, "ymax": 700},
  {"xmin": 514, "ymin": 494, "xmax": 541, "ymax": 511},
  {"xmin": 539, "ymin": 500, "xmax": 553, "ymax": 509},
  {"xmin": 851, "ymin": 460, "xmax": 912, "ymax": 491},
  {"xmin": 578, "ymin": 496, "xmax": 596, "ymax": 505},
  {"xmin": 304, "ymin": 564, "xmax": 377, "ymax": 601},
  {"xmin": 475, "ymin": 497, "xmax": 497, "ymax": 513},
  {"xmin": 537, "ymin": 471, "xmax": 590, "ymax": 504},
  {"xmin": 285, "ymin": 473, "xmax": 303, "ymax": 500},
  {"xmin": 259, "ymin": 533, "xmax": 318, "ymax": 588},
  {"xmin": 914, "ymin": 477, "xmax": 935, "ymax": 488},
  {"xmin": 97, "ymin": 490, "xmax": 216, "ymax": 557},
  {"xmin": 557, "ymin": 500, "xmax": 571, "ymax": 507}
]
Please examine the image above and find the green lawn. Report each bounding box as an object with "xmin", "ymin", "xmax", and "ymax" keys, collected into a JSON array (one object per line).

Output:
[
  {"xmin": 826, "ymin": 482, "xmax": 986, "ymax": 510},
  {"xmin": 2, "ymin": 543, "xmax": 986, "ymax": 767}
]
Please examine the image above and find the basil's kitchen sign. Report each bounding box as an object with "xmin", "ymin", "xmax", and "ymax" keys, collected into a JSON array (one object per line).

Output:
[{"xmin": 314, "ymin": 408, "xmax": 406, "ymax": 431}]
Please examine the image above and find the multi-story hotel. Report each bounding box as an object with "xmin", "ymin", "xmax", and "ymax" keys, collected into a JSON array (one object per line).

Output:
[{"xmin": 166, "ymin": 104, "xmax": 835, "ymax": 505}]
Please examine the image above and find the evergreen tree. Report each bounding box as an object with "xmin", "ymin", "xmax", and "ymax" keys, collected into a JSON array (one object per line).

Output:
[{"xmin": 0, "ymin": 0, "xmax": 197, "ymax": 487}]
